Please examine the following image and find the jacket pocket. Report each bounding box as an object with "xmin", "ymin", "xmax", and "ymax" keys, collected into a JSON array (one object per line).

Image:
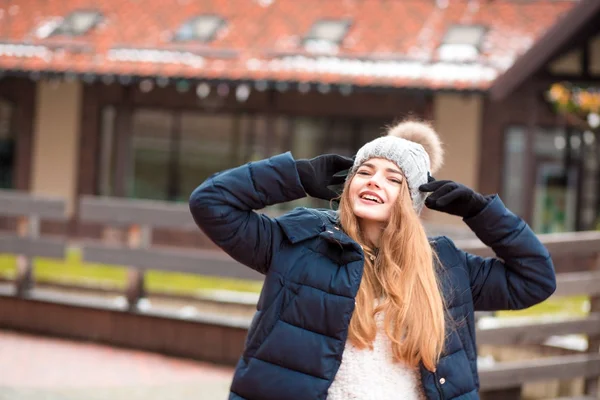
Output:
[{"xmin": 436, "ymin": 349, "xmax": 476, "ymax": 399}]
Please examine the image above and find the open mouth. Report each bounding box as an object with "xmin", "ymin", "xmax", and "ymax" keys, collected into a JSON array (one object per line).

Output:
[{"xmin": 359, "ymin": 193, "xmax": 383, "ymax": 204}]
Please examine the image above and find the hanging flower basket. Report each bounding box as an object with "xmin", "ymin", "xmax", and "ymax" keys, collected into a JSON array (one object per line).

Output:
[{"xmin": 546, "ymin": 82, "xmax": 600, "ymax": 129}]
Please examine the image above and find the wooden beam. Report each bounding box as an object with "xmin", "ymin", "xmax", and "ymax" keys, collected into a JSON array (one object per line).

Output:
[
  {"xmin": 554, "ymin": 271, "xmax": 600, "ymax": 297},
  {"xmin": 455, "ymin": 231, "xmax": 600, "ymax": 258},
  {"xmin": 80, "ymin": 237, "xmax": 600, "ymax": 289},
  {"xmin": 585, "ymin": 254, "xmax": 600, "ymax": 395},
  {"xmin": 79, "ymin": 193, "xmax": 600, "ymax": 257},
  {"xmin": 582, "ymin": 37, "xmax": 590, "ymax": 77},
  {"xmin": 79, "ymin": 196, "xmax": 198, "ymax": 230},
  {"xmin": 80, "ymin": 242, "xmax": 264, "ymax": 281},
  {"xmin": 0, "ymin": 289, "xmax": 249, "ymax": 366},
  {"xmin": 479, "ymin": 353, "xmax": 600, "ymax": 390},
  {"xmin": 535, "ymin": 72, "xmax": 600, "ymax": 86},
  {"xmin": 552, "ymin": 397, "xmax": 597, "ymax": 400},
  {"xmin": 0, "ymin": 190, "xmax": 67, "ymax": 219},
  {"xmin": 0, "ymin": 234, "xmax": 66, "ymax": 259},
  {"xmin": 476, "ymin": 314, "xmax": 600, "ymax": 346}
]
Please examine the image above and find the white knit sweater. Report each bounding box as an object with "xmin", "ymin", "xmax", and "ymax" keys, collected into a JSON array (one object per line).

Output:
[{"xmin": 327, "ymin": 314, "xmax": 423, "ymax": 400}]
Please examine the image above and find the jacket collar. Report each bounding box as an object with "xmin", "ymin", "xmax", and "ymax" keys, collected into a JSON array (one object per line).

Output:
[{"xmin": 275, "ymin": 207, "xmax": 340, "ymax": 244}]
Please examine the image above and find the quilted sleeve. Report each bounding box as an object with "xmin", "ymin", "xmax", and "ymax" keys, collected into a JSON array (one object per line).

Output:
[
  {"xmin": 189, "ymin": 152, "xmax": 307, "ymax": 274},
  {"xmin": 453, "ymin": 195, "xmax": 557, "ymax": 311}
]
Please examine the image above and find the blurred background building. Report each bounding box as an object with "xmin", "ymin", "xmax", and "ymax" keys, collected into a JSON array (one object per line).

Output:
[
  {"xmin": 1, "ymin": 2, "xmax": 600, "ymax": 398},
  {"xmin": 0, "ymin": 0, "xmax": 598, "ymax": 237}
]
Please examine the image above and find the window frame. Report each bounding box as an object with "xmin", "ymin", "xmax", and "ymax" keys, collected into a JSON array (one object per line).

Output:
[
  {"xmin": 50, "ymin": 9, "xmax": 104, "ymax": 37},
  {"xmin": 173, "ymin": 14, "xmax": 227, "ymax": 43},
  {"xmin": 302, "ymin": 19, "xmax": 352, "ymax": 47}
]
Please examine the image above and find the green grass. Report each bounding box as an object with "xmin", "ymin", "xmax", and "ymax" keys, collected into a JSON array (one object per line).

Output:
[
  {"xmin": 496, "ymin": 295, "xmax": 589, "ymax": 318},
  {"xmin": 0, "ymin": 249, "xmax": 263, "ymax": 295}
]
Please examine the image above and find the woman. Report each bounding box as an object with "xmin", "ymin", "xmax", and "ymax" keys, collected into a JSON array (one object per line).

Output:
[{"xmin": 189, "ymin": 121, "xmax": 556, "ymax": 400}]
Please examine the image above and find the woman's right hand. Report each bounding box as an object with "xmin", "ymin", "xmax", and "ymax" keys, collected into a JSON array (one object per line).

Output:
[{"xmin": 295, "ymin": 154, "xmax": 354, "ymax": 201}]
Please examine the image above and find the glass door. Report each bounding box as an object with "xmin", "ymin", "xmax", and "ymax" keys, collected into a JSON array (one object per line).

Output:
[{"xmin": 502, "ymin": 126, "xmax": 592, "ymax": 233}]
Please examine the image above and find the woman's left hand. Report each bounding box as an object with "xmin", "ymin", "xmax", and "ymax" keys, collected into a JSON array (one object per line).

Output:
[{"xmin": 419, "ymin": 178, "xmax": 489, "ymax": 218}]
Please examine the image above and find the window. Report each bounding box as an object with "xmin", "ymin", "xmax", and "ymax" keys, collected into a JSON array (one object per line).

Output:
[
  {"xmin": 441, "ymin": 25, "xmax": 486, "ymax": 47},
  {"xmin": 502, "ymin": 127, "xmax": 526, "ymax": 216},
  {"xmin": 98, "ymin": 109, "xmax": 286, "ymax": 203},
  {"xmin": 174, "ymin": 15, "xmax": 226, "ymax": 42},
  {"xmin": 0, "ymin": 98, "xmax": 14, "ymax": 189},
  {"xmin": 303, "ymin": 19, "xmax": 351, "ymax": 53},
  {"xmin": 177, "ymin": 113, "xmax": 238, "ymax": 202},
  {"xmin": 50, "ymin": 10, "xmax": 103, "ymax": 36},
  {"xmin": 129, "ymin": 110, "xmax": 173, "ymax": 201},
  {"xmin": 280, "ymin": 117, "xmax": 386, "ymax": 210},
  {"xmin": 98, "ymin": 108, "xmax": 392, "ymax": 214},
  {"xmin": 438, "ymin": 25, "xmax": 487, "ymax": 62},
  {"xmin": 502, "ymin": 125, "xmax": 584, "ymax": 233}
]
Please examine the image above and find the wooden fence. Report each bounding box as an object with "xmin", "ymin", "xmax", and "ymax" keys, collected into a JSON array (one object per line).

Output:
[
  {"xmin": 0, "ymin": 189, "xmax": 68, "ymax": 296},
  {"xmin": 0, "ymin": 190, "xmax": 599, "ymax": 399}
]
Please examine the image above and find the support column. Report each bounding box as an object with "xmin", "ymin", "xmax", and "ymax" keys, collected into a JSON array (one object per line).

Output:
[
  {"xmin": 431, "ymin": 93, "xmax": 483, "ymax": 226},
  {"xmin": 30, "ymin": 80, "xmax": 82, "ymax": 215}
]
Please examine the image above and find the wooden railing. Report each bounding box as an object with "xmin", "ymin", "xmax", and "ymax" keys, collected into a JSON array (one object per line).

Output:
[
  {"xmin": 0, "ymin": 191, "xmax": 599, "ymax": 399},
  {"xmin": 464, "ymin": 230, "xmax": 600, "ymax": 398},
  {"xmin": 477, "ymin": 271, "xmax": 600, "ymax": 398},
  {"xmin": 77, "ymin": 195, "xmax": 262, "ymax": 309},
  {"xmin": 0, "ymin": 189, "xmax": 68, "ymax": 296}
]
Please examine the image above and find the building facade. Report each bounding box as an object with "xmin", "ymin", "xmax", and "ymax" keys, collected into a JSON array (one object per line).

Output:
[{"xmin": 1, "ymin": 0, "xmax": 598, "ymax": 239}]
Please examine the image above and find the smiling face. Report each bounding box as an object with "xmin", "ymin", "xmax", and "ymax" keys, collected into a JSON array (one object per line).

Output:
[{"xmin": 348, "ymin": 158, "xmax": 405, "ymax": 224}]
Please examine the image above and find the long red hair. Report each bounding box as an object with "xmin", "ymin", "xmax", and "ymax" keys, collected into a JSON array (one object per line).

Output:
[{"xmin": 338, "ymin": 177, "xmax": 446, "ymax": 371}]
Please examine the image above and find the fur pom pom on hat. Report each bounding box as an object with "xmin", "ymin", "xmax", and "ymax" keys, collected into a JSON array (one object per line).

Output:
[{"xmin": 350, "ymin": 121, "xmax": 444, "ymax": 214}]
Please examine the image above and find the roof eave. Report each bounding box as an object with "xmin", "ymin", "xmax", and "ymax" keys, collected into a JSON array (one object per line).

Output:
[{"xmin": 488, "ymin": 0, "xmax": 600, "ymax": 102}]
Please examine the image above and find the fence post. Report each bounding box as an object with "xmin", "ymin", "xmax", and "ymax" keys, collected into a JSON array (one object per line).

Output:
[
  {"xmin": 14, "ymin": 215, "xmax": 39, "ymax": 297},
  {"xmin": 584, "ymin": 253, "xmax": 600, "ymax": 395},
  {"xmin": 124, "ymin": 224, "xmax": 151, "ymax": 311}
]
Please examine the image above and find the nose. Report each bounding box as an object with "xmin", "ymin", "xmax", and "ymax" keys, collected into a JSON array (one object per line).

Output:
[{"xmin": 366, "ymin": 174, "xmax": 382, "ymax": 188}]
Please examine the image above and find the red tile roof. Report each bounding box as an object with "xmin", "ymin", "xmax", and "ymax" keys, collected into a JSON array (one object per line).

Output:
[{"xmin": 0, "ymin": 0, "xmax": 576, "ymax": 90}]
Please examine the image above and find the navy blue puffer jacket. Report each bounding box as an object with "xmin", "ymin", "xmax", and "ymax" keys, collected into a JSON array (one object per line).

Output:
[{"xmin": 189, "ymin": 152, "xmax": 556, "ymax": 400}]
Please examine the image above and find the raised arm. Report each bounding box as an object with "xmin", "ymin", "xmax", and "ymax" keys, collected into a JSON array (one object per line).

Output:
[
  {"xmin": 455, "ymin": 196, "xmax": 555, "ymax": 310},
  {"xmin": 419, "ymin": 180, "xmax": 556, "ymax": 311},
  {"xmin": 189, "ymin": 151, "xmax": 352, "ymax": 274},
  {"xmin": 189, "ymin": 153, "xmax": 305, "ymax": 274}
]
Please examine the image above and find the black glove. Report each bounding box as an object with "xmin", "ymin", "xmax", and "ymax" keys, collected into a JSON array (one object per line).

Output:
[
  {"xmin": 296, "ymin": 154, "xmax": 354, "ymax": 201},
  {"xmin": 328, "ymin": 155, "xmax": 356, "ymax": 203},
  {"xmin": 419, "ymin": 178, "xmax": 489, "ymax": 219}
]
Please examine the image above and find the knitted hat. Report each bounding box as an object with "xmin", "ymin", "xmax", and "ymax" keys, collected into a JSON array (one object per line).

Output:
[{"xmin": 349, "ymin": 121, "xmax": 444, "ymax": 214}]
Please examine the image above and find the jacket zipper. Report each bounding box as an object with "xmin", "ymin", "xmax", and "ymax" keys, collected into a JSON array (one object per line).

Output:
[{"xmin": 433, "ymin": 372, "xmax": 445, "ymax": 400}]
